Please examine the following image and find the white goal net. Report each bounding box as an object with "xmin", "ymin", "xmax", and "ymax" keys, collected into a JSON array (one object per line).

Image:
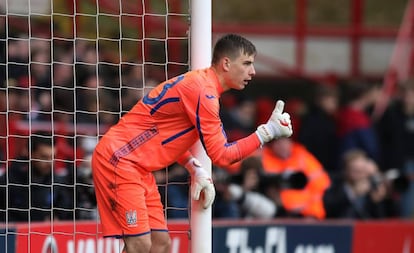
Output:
[{"xmin": 0, "ymin": 0, "xmax": 192, "ymax": 252}]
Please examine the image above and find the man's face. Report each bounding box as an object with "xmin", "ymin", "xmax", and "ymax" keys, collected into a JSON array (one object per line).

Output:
[
  {"xmin": 32, "ymin": 144, "xmax": 54, "ymax": 176},
  {"xmin": 270, "ymin": 138, "xmax": 292, "ymax": 160},
  {"xmin": 345, "ymin": 156, "xmax": 370, "ymax": 182},
  {"xmin": 224, "ymin": 52, "xmax": 256, "ymax": 90}
]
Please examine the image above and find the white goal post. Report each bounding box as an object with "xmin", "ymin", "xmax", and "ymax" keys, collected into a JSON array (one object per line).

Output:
[{"xmin": 189, "ymin": 1, "xmax": 213, "ymax": 253}]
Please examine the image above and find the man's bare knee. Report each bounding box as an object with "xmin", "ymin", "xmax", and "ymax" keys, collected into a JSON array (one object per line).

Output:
[
  {"xmin": 124, "ymin": 234, "xmax": 152, "ymax": 253},
  {"xmin": 151, "ymin": 231, "xmax": 171, "ymax": 253}
]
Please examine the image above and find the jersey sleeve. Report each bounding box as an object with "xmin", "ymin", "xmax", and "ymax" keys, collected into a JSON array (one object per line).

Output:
[
  {"xmin": 178, "ymin": 80, "xmax": 261, "ymax": 169},
  {"xmin": 176, "ymin": 150, "xmax": 193, "ymax": 166}
]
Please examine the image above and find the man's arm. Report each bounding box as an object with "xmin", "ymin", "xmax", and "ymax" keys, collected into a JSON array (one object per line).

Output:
[{"xmin": 189, "ymin": 93, "xmax": 293, "ymax": 169}]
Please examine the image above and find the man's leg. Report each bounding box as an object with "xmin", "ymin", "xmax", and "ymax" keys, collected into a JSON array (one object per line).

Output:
[
  {"xmin": 144, "ymin": 174, "xmax": 171, "ymax": 253},
  {"xmin": 122, "ymin": 231, "xmax": 170, "ymax": 253},
  {"xmin": 150, "ymin": 231, "xmax": 171, "ymax": 253},
  {"xmin": 123, "ymin": 234, "xmax": 152, "ymax": 253}
]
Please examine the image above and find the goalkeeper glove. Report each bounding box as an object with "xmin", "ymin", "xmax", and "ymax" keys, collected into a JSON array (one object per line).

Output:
[
  {"xmin": 185, "ymin": 158, "xmax": 215, "ymax": 209},
  {"xmin": 256, "ymin": 100, "xmax": 293, "ymax": 144}
]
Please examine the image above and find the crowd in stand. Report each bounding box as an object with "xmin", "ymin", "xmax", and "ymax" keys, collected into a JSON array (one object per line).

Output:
[
  {"xmin": 208, "ymin": 80, "xmax": 414, "ymax": 220},
  {"xmin": 1, "ymin": 33, "xmax": 414, "ymax": 223}
]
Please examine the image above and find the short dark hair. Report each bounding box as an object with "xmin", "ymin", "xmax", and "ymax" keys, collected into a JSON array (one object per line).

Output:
[
  {"xmin": 341, "ymin": 148, "xmax": 367, "ymax": 170},
  {"xmin": 31, "ymin": 134, "xmax": 53, "ymax": 153},
  {"xmin": 212, "ymin": 34, "xmax": 256, "ymax": 64}
]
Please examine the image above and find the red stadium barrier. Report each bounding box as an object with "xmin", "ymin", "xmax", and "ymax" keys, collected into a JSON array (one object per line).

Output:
[
  {"xmin": 7, "ymin": 221, "xmax": 189, "ymax": 253},
  {"xmin": 352, "ymin": 220, "xmax": 414, "ymax": 253},
  {"xmin": 2, "ymin": 219, "xmax": 414, "ymax": 253}
]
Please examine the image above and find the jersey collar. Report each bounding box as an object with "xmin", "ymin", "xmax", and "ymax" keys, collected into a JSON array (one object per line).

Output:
[{"xmin": 207, "ymin": 67, "xmax": 224, "ymax": 95}]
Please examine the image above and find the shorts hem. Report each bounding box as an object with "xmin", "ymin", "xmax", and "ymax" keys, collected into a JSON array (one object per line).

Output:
[
  {"xmin": 104, "ymin": 231, "xmax": 151, "ymax": 239},
  {"xmin": 151, "ymin": 229, "xmax": 169, "ymax": 233}
]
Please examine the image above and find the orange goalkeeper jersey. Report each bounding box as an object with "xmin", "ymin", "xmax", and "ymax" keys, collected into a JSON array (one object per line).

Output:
[{"xmin": 94, "ymin": 67, "xmax": 262, "ymax": 172}]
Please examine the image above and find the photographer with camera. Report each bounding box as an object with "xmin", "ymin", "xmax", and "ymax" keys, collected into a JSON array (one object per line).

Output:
[
  {"xmin": 323, "ymin": 149, "xmax": 395, "ymax": 219},
  {"xmin": 212, "ymin": 156, "xmax": 277, "ymax": 219},
  {"xmin": 260, "ymin": 137, "xmax": 331, "ymax": 219},
  {"xmin": 226, "ymin": 156, "xmax": 277, "ymax": 219}
]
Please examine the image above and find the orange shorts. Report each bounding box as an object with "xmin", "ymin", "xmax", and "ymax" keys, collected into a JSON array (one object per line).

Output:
[{"xmin": 92, "ymin": 150, "xmax": 168, "ymax": 238}]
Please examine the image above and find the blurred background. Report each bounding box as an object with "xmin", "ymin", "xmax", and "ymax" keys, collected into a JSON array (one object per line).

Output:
[{"xmin": 1, "ymin": 0, "xmax": 414, "ymax": 252}]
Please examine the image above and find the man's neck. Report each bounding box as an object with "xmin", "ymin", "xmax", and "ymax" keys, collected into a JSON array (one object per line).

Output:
[{"xmin": 210, "ymin": 65, "xmax": 228, "ymax": 92}]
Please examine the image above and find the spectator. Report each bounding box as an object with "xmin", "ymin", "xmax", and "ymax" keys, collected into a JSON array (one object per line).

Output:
[
  {"xmin": 5, "ymin": 88, "xmax": 31, "ymax": 160},
  {"xmin": 120, "ymin": 87, "xmax": 143, "ymax": 115},
  {"xmin": 221, "ymin": 95, "xmax": 257, "ymax": 142},
  {"xmin": 30, "ymin": 47, "xmax": 53, "ymax": 122},
  {"xmin": 75, "ymin": 154, "xmax": 97, "ymax": 220},
  {"xmin": 212, "ymin": 167, "xmax": 241, "ymax": 219},
  {"xmin": 336, "ymin": 80, "xmax": 381, "ymax": 163},
  {"xmin": 260, "ymin": 137, "xmax": 331, "ymax": 219},
  {"xmin": 227, "ymin": 156, "xmax": 277, "ymax": 219},
  {"xmin": 121, "ymin": 64, "xmax": 145, "ymax": 88},
  {"xmin": 377, "ymin": 79, "xmax": 414, "ymax": 218},
  {"xmin": 0, "ymin": 19, "xmax": 6, "ymax": 85},
  {"xmin": 75, "ymin": 41, "xmax": 97, "ymax": 85},
  {"xmin": 76, "ymin": 75, "xmax": 100, "ymax": 123},
  {"xmin": 119, "ymin": 65, "xmax": 147, "ymax": 116},
  {"xmin": 0, "ymin": 150, "xmax": 5, "ymax": 222},
  {"xmin": 0, "ymin": 89, "xmax": 6, "ymax": 162},
  {"xmin": 154, "ymin": 164, "xmax": 190, "ymax": 219},
  {"xmin": 0, "ymin": 134, "xmax": 74, "ymax": 222},
  {"xmin": 7, "ymin": 36, "xmax": 29, "ymax": 85},
  {"xmin": 323, "ymin": 149, "xmax": 395, "ymax": 219},
  {"xmin": 298, "ymin": 84, "xmax": 339, "ymax": 176},
  {"xmin": 31, "ymin": 89, "xmax": 52, "ymax": 121},
  {"xmin": 31, "ymin": 48, "xmax": 52, "ymax": 89},
  {"xmin": 284, "ymin": 98, "xmax": 307, "ymax": 140}
]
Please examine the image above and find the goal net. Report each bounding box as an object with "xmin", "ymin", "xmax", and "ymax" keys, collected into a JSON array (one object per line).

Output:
[{"xmin": 0, "ymin": 0, "xmax": 196, "ymax": 252}]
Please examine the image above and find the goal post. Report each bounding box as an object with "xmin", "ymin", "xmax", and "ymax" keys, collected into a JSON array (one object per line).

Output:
[{"xmin": 189, "ymin": 0, "xmax": 213, "ymax": 252}]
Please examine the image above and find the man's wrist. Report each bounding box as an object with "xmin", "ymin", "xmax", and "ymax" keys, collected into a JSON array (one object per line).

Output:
[
  {"xmin": 256, "ymin": 123, "xmax": 277, "ymax": 144},
  {"xmin": 255, "ymin": 130, "xmax": 265, "ymax": 145},
  {"xmin": 185, "ymin": 157, "xmax": 207, "ymax": 176}
]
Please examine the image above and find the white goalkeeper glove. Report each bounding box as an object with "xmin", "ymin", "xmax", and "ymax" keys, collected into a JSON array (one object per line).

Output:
[
  {"xmin": 185, "ymin": 158, "xmax": 215, "ymax": 209},
  {"xmin": 256, "ymin": 100, "xmax": 293, "ymax": 144}
]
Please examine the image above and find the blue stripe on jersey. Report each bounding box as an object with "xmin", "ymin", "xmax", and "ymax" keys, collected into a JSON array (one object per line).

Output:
[
  {"xmin": 161, "ymin": 126, "xmax": 195, "ymax": 145},
  {"xmin": 143, "ymin": 75, "xmax": 184, "ymax": 105},
  {"xmin": 195, "ymin": 95, "xmax": 207, "ymax": 151},
  {"xmin": 225, "ymin": 141, "xmax": 236, "ymax": 147},
  {"xmin": 221, "ymin": 124, "xmax": 236, "ymax": 147},
  {"xmin": 150, "ymin": 97, "xmax": 180, "ymax": 115},
  {"xmin": 196, "ymin": 96, "xmax": 234, "ymax": 150}
]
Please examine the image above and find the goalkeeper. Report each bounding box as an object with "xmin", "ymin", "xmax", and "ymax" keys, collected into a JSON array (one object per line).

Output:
[{"xmin": 91, "ymin": 34, "xmax": 293, "ymax": 253}]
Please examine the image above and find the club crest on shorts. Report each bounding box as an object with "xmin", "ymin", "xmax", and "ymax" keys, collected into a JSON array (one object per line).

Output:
[{"xmin": 125, "ymin": 209, "xmax": 137, "ymax": 226}]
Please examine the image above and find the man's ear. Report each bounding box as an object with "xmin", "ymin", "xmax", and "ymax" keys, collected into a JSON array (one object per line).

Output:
[{"xmin": 222, "ymin": 57, "xmax": 231, "ymax": 71}]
